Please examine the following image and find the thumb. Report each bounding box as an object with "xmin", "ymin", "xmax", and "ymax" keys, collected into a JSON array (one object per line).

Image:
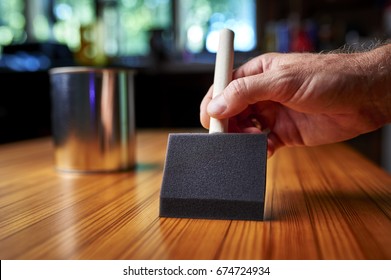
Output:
[{"xmin": 207, "ymin": 74, "xmax": 281, "ymax": 119}]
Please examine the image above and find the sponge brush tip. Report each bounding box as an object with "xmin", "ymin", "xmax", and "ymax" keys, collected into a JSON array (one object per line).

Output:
[{"xmin": 159, "ymin": 133, "xmax": 267, "ymax": 221}]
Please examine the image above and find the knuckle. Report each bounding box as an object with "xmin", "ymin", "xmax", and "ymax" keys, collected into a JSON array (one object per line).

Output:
[{"xmin": 228, "ymin": 78, "xmax": 251, "ymax": 102}]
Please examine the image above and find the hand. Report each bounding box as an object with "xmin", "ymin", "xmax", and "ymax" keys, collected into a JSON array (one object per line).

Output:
[{"xmin": 200, "ymin": 45, "xmax": 391, "ymax": 156}]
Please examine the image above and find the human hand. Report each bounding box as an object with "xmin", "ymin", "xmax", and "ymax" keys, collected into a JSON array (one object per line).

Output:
[{"xmin": 200, "ymin": 46, "xmax": 391, "ymax": 156}]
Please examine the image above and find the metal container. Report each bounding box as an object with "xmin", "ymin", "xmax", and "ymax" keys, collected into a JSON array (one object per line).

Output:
[{"xmin": 49, "ymin": 67, "xmax": 136, "ymax": 172}]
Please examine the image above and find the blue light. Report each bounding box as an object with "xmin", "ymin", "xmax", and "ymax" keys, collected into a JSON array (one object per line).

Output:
[
  {"xmin": 89, "ymin": 73, "xmax": 96, "ymax": 118},
  {"xmin": 3, "ymin": 51, "xmax": 51, "ymax": 71},
  {"xmin": 54, "ymin": 3, "xmax": 73, "ymax": 21}
]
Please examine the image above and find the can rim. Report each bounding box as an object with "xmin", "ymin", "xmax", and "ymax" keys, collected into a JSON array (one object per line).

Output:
[{"xmin": 49, "ymin": 66, "xmax": 136, "ymax": 75}]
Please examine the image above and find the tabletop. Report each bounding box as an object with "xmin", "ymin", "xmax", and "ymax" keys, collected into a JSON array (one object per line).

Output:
[{"xmin": 1, "ymin": 129, "xmax": 391, "ymax": 260}]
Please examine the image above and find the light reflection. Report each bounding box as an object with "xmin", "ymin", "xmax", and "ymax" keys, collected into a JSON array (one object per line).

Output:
[
  {"xmin": 89, "ymin": 72, "xmax": 96, "ymax": 119},
  {"xmin": 180, "ymin": 0, "xmax": 257, "ymax": 53},
  {"xmin": 0, "ymin": 0, "xmax": 25, "ymax": 51},
  {"xmin": 8, "ymin": 12, "xmax": 25, "ymax": 29},
  {"xmin": 232, "ymin": 21, "xmax": 255, "ymax": 51},
  {"xmin": 33, "ymin": 15, "xmax": 51, "ymax": 41},
  {"xmin": 0, "ymin": 26, "xmax": 13, "ymax": 45},
  {"xmin": 51, "ymin": 176, "xmax": 79, "ymax": 258},
  {"xmin": 54, "ymin": 3, "xmax": 73, "ymax": 21},
  {"xmin": 205, "ymin": 22, "xmax": 255, "ymax": 52},
  {"xmin": 3, "ymin": 52, "xmax": 50, "ymax": 71},
  {"xmin": 187, "ymin": 25, "xmax": 204, "ymax": 53},
  {"xmin": 205, "ymin": 30, "xmax": 219, "ymax": 53},
  {"xmin": 0, "ymin": 0, "xmax": 255, "ymax": 58}
]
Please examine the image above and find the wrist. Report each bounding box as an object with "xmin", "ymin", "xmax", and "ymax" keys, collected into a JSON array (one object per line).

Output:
[{"xmin": 363, "ymin": 44, "xmax": 391, "ymax": 125}]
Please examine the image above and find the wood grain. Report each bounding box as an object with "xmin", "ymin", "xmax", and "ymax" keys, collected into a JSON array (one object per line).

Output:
[{"xmin": 1, "ymin": 129, "xmax": 391, "ymax": 259}]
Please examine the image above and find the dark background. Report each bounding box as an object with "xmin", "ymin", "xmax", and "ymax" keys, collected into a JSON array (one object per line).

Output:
[{"xmin": 0, "ymin": 0, "xmax": 388, "ymax": 167}]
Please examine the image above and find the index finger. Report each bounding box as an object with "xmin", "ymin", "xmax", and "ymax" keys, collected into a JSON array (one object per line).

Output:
[
  {"xmin": 200, "ymin": 85, "xmax": 214, "ymax": 129},
  {"xmin": 233, "ymin": 53, "xmax": 277, "ymax": 80}
]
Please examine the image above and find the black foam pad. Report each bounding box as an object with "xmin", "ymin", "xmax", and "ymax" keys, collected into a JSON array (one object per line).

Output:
[{"xmin": 159, "ymin": 133, "xmax": 267, "ymax": 221}]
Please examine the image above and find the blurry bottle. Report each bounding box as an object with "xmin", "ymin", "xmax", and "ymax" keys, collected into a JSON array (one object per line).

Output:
[
  {"xmin": 74, "ymin": 22, "xmax": 107, "ymax": 66},
  {"xmin": 264, "ymin": 22, "xmax": 277, "ymax": 52},
  {"xmin": 290, "ymin": 26, "xmax": 314, "ymax": 52},
  {"xmin": 74, "ymin": 0, "xmax": 110, "ymax": 66},
  {"xmin": 275, "ymin": 20, "xmax": 290, "ymax": 53}
]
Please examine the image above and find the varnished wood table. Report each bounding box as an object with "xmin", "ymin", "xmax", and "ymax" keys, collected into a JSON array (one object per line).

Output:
[{"xmin": 1, "ymin": 129, "xmax": 391, "ymax": 260}]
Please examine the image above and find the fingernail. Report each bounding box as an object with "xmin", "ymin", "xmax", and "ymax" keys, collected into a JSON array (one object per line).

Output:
[{"xmin": 207, "ymin": 97, "xmax": 227, "ymax": 115}]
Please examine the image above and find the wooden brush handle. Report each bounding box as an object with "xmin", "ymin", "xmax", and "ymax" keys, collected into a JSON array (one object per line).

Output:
[{"xmin": 209, "ymin": 28, "xmax": 234, "ymax": 134}]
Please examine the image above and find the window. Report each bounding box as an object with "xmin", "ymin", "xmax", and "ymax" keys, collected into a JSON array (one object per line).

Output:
[
  {"xmin": 0, "ymin": 0, "xmax": 257, "ymax": 62},
  {"xmin": 0, "ymin": 0, "xmax": 25, "ymax": 54},
  {"xmin": 177, "ymin": 0, "xmax": 257, "ymax": 53},
  {"xmin": 53, "ymin": 0, "xmax": 96, "ymax": 51},
  {"xmin": 52, "ymin": 0, "xmax": 172, "ymax": 64},
  {"xmin": 117, "ymin": 0, "xmax": 172, "ymax": 56}
]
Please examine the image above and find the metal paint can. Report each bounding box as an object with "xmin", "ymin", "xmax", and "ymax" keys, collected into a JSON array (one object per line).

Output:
[{"xmin": 49, "ymin": 67, "xmax": 136, "ymax": 172}]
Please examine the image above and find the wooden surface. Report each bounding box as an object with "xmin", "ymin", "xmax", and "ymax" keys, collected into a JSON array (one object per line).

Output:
[{"xmin": 1, "ymin": 129, "xmax": 391, "ymax": 260}]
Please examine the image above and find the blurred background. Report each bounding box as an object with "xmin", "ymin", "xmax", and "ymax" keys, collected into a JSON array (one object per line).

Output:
[{"xmin": 0, "ymin": 0, "xmax": 390, "ymax": 171}]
